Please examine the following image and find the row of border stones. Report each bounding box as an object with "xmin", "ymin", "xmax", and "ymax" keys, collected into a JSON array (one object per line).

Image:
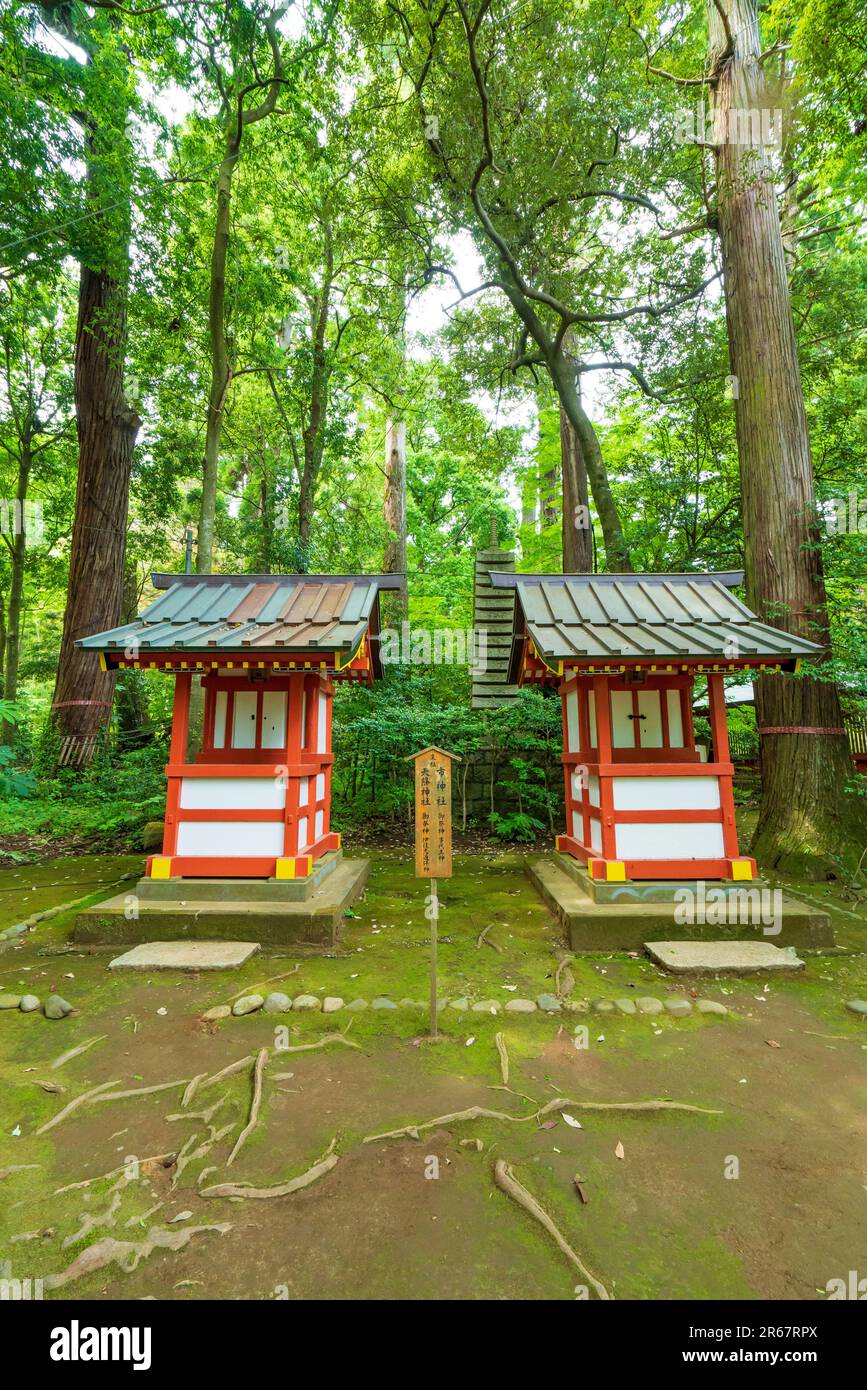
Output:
[{"xmin": 203, "ymin": 991, "xmax": 729, "ymax": 1021}]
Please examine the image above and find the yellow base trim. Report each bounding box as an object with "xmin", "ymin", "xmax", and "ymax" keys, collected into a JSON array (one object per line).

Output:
[
  {"xmin": 731, "ymin": 860, "xmax": 754, "ymax": 881},
  {"xmin": 275, "ymin": 858, "xmax": 296, "ymax": 880},
  {"xmin": 150, "ymin": 857, "xmax": 172, "ymax": 880},
  {"xmin": 606, "ymin": 861, "xmax": 626, "ymax": 882}
]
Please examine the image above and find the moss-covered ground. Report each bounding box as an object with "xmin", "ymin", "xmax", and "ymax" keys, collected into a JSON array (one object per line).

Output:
[{"xmin": 0, "ymin": 848, "xmax": 864, "ymax": 1301}]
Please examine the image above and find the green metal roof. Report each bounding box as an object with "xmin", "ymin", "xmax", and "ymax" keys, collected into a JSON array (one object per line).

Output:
[
  {"xmin": 488, "ymin": 571, "xmax": 823, "ymax": 674},
  {"xmin": 76, "ymin": 573, "xmax": 403, "ymax": 672}
]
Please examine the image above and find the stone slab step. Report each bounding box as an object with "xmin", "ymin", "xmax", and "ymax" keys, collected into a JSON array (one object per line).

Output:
[
  {"xmin": 645, "ymin": 940, "xmax": 805, "ymax": 975},
  {"xmin": 526, "ymin": 858, "xmax": 833, "ymax": 951},
  {"xmin": 109, "ymin": 940, "xmax": 261, "ymax": 971}
]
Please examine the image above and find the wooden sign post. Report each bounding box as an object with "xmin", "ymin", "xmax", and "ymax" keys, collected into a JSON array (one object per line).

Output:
[{"xmin": 405, "ymin": 746, "xmax": 460, "ymax": 1038}]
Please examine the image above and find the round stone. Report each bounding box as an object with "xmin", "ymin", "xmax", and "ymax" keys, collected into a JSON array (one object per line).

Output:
[
  {"xmin": 696, "ymin": 999, "xmax": 728, "ymax": 1016},
  {"xmin": 19, "ymin": 995, "xmax": 41, "ymax": 1013},
  {"xmin": 591, "ymin": 998, "xmax": 615, "ymax": 1013},
  {"xmin": 536, "ymin": 993, "xmax": 562, "ymax": 1013},
  {"xmin": 202, "ymin": 1005, "xmax": 231, "ymax": 1021},
  {"xmin": 504, "ymin": 998, "xmax": 537, "ymax": 1013},
  {"xmin": 0, "ymin": 993, "xmax": 22, "ymax": 1010},
  {"xmin": 344, "ymin": 998, "xmax": 368, "ymax": 1011},
  {"xmin": 615, "ymin": 998, "xmax": 637, "ymax": 1015},
  {"xmin": 44, "ymin": 994, "xmax": 73, "ymax": 1020},
  {"xmin": 371, "ymin": 997, "xmax": 397, "ymax": 1009},
  {"xmin": 845, "ymin": 999, "xmax": 867, "ymax": 1017},
  {"xmin": 664, "ymin": 998, "xmax": 692, "ymax": 1017},
  {"xmin": 448, "ymin": 997, "xmax": 469, "ymax": 1011},
  {"xmin": 322, "ymin": 997, "xmax": 344, "ymax": 1013},
  {"xmin": 636, "ymin": 997, "xmax": 663, "ymax": 1015},
  {"xmin": 563, "ymin": 999, "xmax": 590, "ymax": 1013},
  {"xmin": 471, "ymin": 1000, "xmax": 500, "ymax": 1014},
  {"xmin": 263, "ymin": 992, "xmax": 293, "ymax": 1013},
  {"xmin": 292, "ymin": 994, "xmax": 322, "ymax": 1011},
  {"xmin": 231, "ymin": 994, "xmax": 264, "ymax": 1017}
]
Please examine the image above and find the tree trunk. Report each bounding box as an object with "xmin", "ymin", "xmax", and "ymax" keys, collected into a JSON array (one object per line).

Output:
[
  {"xmin": 706, "ymin": 0, "xmax": 862, "ymax": 874},
  {"xmin": 198, "ymin": 150, "xmax": 235, "ymax": 575},
  {"xmin": 115, "ymin": 559, "xmax": 150, "ymax": 751},
  {"xmin": 382, "ymin": 416, "xmax": 408, "ymax": 627},
  {"xmin": 559, "ymin": 401, "xmax": 593, "ymax": 573},
  {"xmin": 550, "ymin": 356, "xmax": 632, "ymax": 572},
  {"xmin": 51, "ymin": 258, "xmax": 138, "ymax": 753},
  {"xmin": 2, "ymin": 441, "xmax": 30, "ymax": 738}
]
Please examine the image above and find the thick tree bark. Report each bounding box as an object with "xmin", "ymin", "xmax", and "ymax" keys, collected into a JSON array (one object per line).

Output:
[
  {"xmin": 382, "ymin": 416, "xmax": 408, "ymax": 626},
  {"xmin": 3, "ymin": 441, "xmax": 30, "ymax": 723},
  {"xmin": 52, "ymin": 258, "xmax": 138, "ymax": 749},
  {"xmin": 550, "ymin": 357, "xmax": 632, "ymax": 572},
  {"xmin": 197, "ymin": 149, "xmax": 235, "ymax": 575},
  {"xmin": 707, "ymin": 0, "xmax": 862, "ymax": 873},
  {"xmin": 115, "ymin": 559, "xmax": 150, "ymax": 750},
  {"xmin": 559, "ymin": 401, "xmax": 592, "ymax": 573}
]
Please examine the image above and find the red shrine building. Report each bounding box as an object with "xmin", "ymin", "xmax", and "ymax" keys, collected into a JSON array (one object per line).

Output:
[
  {"xmin": 78, "ymin": 573, "xmax": 401, "ymax": 881},
  {"xmin": 491, "ymin": 571, "xmax": 822, "ymax": 883}
]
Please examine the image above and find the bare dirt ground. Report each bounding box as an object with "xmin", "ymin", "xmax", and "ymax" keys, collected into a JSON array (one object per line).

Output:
[{"xmin": 0, "ymin": 851, "xmax": 865, "ymax": 1302}]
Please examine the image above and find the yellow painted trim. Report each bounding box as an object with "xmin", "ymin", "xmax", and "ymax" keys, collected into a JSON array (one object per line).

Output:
[
  {"xmin": 731, "ymin": 860, "xmax": 754, "ymax": 881},
  {"xmin": 98, "ymin": 652, "xmax": 108, "ymax": 672},
  {"xmin": 333, "ymin": 833, "xmax": 342, "ymax": 849},
  {"xmin": 794, "ymin": 658, "xmax": 802, "ymax": 674},
  {"xmin": 275, "ymin": 857, "xmax": 295, "ymax": 880},
  {"xmin": 606, "ymin": 861, "xmax": 626, "ymax": 882},
  {"xmin": 150, "ymin": 857, "xmax": 172, "ymax": 880},
  {"xmin": 300, "ymin": 855, "xmax": 313, "ymax": 876}
]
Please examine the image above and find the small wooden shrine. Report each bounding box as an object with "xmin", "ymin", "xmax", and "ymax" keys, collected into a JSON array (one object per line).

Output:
[
  {"xmin": 491, "ymin": 570, "xmax": 822, "ymax": 883},
  {"xmin": 78, "ymin": 572, "xmax": 402, "ymax": 881}
]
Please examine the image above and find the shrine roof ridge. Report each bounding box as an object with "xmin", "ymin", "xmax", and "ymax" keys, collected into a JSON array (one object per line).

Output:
[{"xmin": 491, "ymin": 570, "xmax": 823, "ymax": 674}]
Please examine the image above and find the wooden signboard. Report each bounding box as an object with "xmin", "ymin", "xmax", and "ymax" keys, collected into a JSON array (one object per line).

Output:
[
  {"xmin": 408, "ymin": 746, "xmax": 459, "ymax": 879},
  {"xmin": 405, "ymin": 746, "xmax": 460, "ymax": 1038}
]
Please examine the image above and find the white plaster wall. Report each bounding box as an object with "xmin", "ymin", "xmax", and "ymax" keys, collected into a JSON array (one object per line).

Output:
[
  {"xmin": 177, "ymin": 821, "xmax": 284, "ymax": 856},
  {"xmin": 180, "ymin": 777, "xmax": 285, "ymax": 811},
  {"xmin": 615, "ymin": 822, "xmax": 725, "ymax": 859},
  {"xmin": 612, "ymin": 776, "xmax": 720, "ymax": 811}
]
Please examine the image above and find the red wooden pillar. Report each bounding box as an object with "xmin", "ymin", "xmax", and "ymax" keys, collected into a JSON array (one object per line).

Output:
[
  {"xmin": 593, "ymin": 674, "xmax": 616, "ymax": 861},
  {"xmin": 161, "ymin": 672, "xmax": 191, "ymax": 859},
  {"xmin": 707, "ymin": 671, "xmax": 742, "ymax": 863}
]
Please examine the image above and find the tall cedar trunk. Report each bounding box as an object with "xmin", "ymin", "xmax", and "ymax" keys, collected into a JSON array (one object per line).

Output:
[
  {"xmin": 382, "ymin": 417, "xmax": 408, "ymax": 626},
  {"xmin": 707, "ymin": 0, "xmax": 861, "ymax": 872},
  {"xmin": 3, "ymin": 442, "xmax": 30, "ymax": 734},
  {"xmin": 197, "ymin": 150, "xmax": 235, "ymax": 575},
  {"xmin": 550, "ymin": 356, "xmax": 632, "ymax": 571},
  {"xmin": 560, "ymin": 401, "xmax": 593, "ymax": 573},
  {"xmin": 52, "ymin": 259, "xmax": 137, "ymax": 747},
  {"xmin": 115, "ymin": 560, "xmax": 150, "ymax": 750}
]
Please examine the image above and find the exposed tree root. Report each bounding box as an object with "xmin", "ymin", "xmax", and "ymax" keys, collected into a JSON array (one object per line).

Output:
[
  {"xmin": 201, "ymin": 1139, "xmax": 339, "ymax": 1200},
  {"xmin": 50, "ymin": 1035, "xmax": 107, "ymax": 1071},
  {"xmin": 0, "ymin": 1164, "xmax": 40, "ymax": 1181},
  {"xmin": 476, "ymin": 924, "xmax": 503, "ymax": 953},
  {"xmin": 494, "ymin": 1159, "xmax": 612, "ymax": 1300},
  {"xmin": 226, "ymin": 1047, "xmax": 268, "ymax": 1167},
  {"xmin": 88, "ymin": 1079, "xmax": 190, "ymax": 1106},
  {"xmin": 167, "ymin": 1094, "xmax": 228, "ymax": 1126},
  {"xmin": 36, "ymin": 1080, "xmax": 121, "ymax": 1135},
  {"xmin": 495, "ymin": 1031, "xmax": 509, "ymax": 1085},
  {"xmin": 182, "ymin": 1072, "xmax": 208, "ymax": 1109},
  {"xmin": 227, "ymin": 965, "xmax": 298, "ymax": 1003},
  {"xmin": 43, "ymin": 1224, "xmax": 232, "ymax": 1291},
  {"xmin": 555, "ymin": 956, "xmax": 575, "ymax": 998},
  {"xmin": 273, "ymin": 1032, "xmax": 360, "ymax": 1056},
  {"xmin": 51, "ymin": 1154, "xmax": 176, "ymax": 1198},
  {"xmin": 199, "ymin": 1053, "xmax": 256, "ymax": 1092},
  {"xmin": 363, "ymin": 1093, "xmax": 721, "ymax": 1143}
]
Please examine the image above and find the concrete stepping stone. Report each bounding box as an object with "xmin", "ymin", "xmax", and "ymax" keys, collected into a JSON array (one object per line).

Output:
[
  {"xmin": 109, "ymin": 940, "xmax": 260, "ymax": 971},
  {"xmin": 645, "ymin": 941, "xmax": 804, "ymax": 975}
]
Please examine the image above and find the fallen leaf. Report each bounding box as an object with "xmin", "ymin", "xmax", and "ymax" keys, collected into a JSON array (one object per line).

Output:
[
  {"xmin": 573, "ymin": 1176, "xmax": 588, "ymax": 1204},
  {"xmin": 614, "ymin": 1140, "xmax": 625, "ymax": 1161},
  {"xmin": 562, "ymin": 1113, "xmax": 582, "ymax": 1129},
  {"xmin": 765, "ymin": 1039, "xmax": 781, "ymax": 1049}
]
